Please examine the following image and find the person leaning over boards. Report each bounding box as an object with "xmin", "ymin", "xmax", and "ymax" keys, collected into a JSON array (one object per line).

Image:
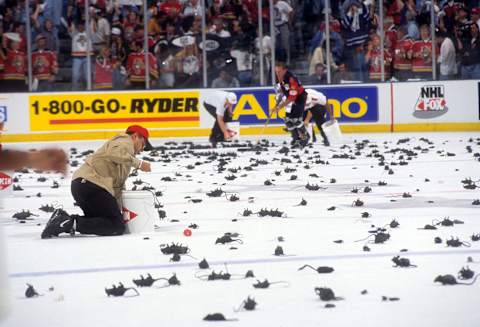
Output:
[{"xmin": 41, "ymin": 125, "xmax": 153, "ymax": 239}]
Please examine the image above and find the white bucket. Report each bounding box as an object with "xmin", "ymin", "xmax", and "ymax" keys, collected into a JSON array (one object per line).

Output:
[
  {"xmin": 122, "ymin": 191, "xmax": 157, "ymax": 234},
  {"xmin": 321, "ymin": 119, "xmax": 343, "ymax": 144},
  {"xmin": 226, "ymin": 122, "xmax": 240, "ymax": 141}
]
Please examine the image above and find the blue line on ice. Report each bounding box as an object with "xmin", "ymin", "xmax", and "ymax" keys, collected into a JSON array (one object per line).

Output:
[{"xmin": 9, "ymin": 248, "xmax": 480, "ymax": 278}]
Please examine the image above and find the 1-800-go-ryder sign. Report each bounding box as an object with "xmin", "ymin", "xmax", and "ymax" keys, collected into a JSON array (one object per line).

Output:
[{"xmin": 29, "ymin": 91, "xmax": 200, "ymax": 131}]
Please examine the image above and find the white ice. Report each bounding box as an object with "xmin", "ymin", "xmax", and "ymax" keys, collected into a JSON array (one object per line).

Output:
[{"xmin": 1, "ymin": 132, "xmax": 480, "ymax": 327}]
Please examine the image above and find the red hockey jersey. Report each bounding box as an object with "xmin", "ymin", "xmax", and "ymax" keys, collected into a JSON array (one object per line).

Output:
[
  {"xmin": 32, "ymin": 50, "xmax": 58, "ymax": 80},
  {"xmin": 368, "ymin": 48, "xmax": 392, "ymax": 80},
  {"xmin": 94, "ymin": 57, "xmax": 113, "ymax": 89},
  {"xmin": 3, "ymin": 49, "xmax": 26, "ymax": 81},
  {"xmin": 412, "ymin": 40, "xmax": 433, "ymax": 73},
  {"xmin": 127, "ymin": 51, "xmax": 158, "ymax": 82},
  {"xmin": 393, "ymin": 38, "xmax": 414, "ymax": 70}
]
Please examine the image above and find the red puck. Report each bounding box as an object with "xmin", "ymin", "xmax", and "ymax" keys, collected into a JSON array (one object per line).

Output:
[{"xmin": 183, "ymin": 228, "xmax": 192, "ymax": 237}]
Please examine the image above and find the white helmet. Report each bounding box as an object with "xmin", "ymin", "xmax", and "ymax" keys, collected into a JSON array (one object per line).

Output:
[{"xmin": 226, "ymin": 92, "xmax": 237, "ymax": 104}]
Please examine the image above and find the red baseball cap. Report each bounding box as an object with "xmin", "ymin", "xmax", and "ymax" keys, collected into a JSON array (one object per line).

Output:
[
  {"xmin": 126, "ymin": 125, "xmax": 153, "ymax": 151},
  {"xmin": 472, "ymin": 7, "xmax": 480, "ymax": 15}
]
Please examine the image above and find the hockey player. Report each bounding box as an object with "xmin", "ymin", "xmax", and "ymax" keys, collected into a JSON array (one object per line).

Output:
[
  {"xmin": 304, "ymin": 88, "xmax": 334, "ymax": 146},
  {"xmin": 271, "ymin": 61, "xmax": 309, "ymax": 148},
  {"xmin": 41, "ymin": 125, "xmax": 153, "ymax": 239},
  {"xmin": 203, "ymin": 91, "xmax": 238, "ymax": 148}
]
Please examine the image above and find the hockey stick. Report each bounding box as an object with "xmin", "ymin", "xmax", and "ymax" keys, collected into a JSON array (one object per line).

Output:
[{"xmin": 256, "ymin": 110, "xmax": 274, "ymax": 145}]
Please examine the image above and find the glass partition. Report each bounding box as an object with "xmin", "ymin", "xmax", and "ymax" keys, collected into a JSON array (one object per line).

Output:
[{"xmin": 0, "ymin": 0, "xmax": 478, "ymax": 93}]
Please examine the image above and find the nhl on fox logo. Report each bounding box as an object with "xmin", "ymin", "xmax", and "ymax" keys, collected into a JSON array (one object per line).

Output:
[{"xmin": 413, "ymin": 85, "xmax": 448, "ymax": 119}]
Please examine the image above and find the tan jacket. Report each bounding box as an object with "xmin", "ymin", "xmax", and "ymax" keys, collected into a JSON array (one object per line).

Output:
[{"xmin": 72, "ymin": 134, "xmax": 141, "ymax": 204}]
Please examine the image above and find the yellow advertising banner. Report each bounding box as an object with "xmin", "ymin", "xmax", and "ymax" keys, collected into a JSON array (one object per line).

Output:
[{"xmin": 29, "ymin": 91, "xmax": 200, "ymax": 131}]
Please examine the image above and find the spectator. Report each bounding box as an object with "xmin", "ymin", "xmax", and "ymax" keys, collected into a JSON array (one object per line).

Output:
[
  {"xmin": 174, "ymin": 42, "xmax": 201, "ymax": 88},
  {"xmin": 273, "ymin": 0, "xmax": 293, "ymax": 64},
  {"xmin": 393, "ymin": 26, "xmax": 414, "ymax": 81},
  {"xmin": 230, "ymin": 40, "xmax": 254, "ymax": 86},
  {"xmin": 365, "ymin": 34, "xmax": 392, "ymax": 81},
  {"xmin": 36, "ymin": 19, "xmax": 59, "ymax": 53},
  {"xmin": 94, "ymin": 46, "xmax": 114, "ymax": 89},
  {"xmin": 126, "ymin": 40, "xmax": 159, "ymax": 89},
  {"xmin": 332, "ymin": 61, "xmax": 355, "ymax": 83},
  {"xmin": 110, "ymin": 26, "xmax": 127, "ymax": 89},
  {"xmin": 42, "ymin": 0, "xmax": 63, "ymax": 29},
  {"xmin": 254, "ymin": 26, "xmax": 272, "ymax": 83},
  {"xmin": 406, "ymin": 10, "xmax": 419, "ymax": 40},
  {"xmin": 164, "ymin": 21, "xmax": 179, "ymax": 44},
  {"xmin": 156, "ymin": 42, "xmax": 176, "ymax": 88},
  {"xmin": 159, "ymin": 0, "xmax": 182, "ymax": 19},
  {"xmin": 455, "ymin": 6, "xmax": 472, "ymax": 50},
  {"xmin": 183, "ymin": 0, "xmax": 202, "ymax": 17},
  {"xmin": 70, "ymin": 20, "xmax": 92, "ymax": 90},
  {"xmin": 306, "ymin": 62, "xmax": 327, "ymax": 85},
  {"xmin": 241, "ymin": 0, "xmax": 259, "ymax": 24},
  {"xmin": 472, "ymin": 8, "xmax": 480, "ymax": 30},
  {"xmin": 209, "ymin": 18, "xmax": 231, "ymax": 38},
  {"xmin": 1, "ymin": 6, "xmax": 15, "ymax": 33},
  {"xmin": 0, "ymin": 33, "xmax": 26, "ymax": 92},
  {"xmin": 32, "ymin": 34, "xmax": 58, "ymax": 91},
  {"xmin": 123, "ymin": 8, "xmax": 140, "ymax": 43},
  {"xmin": 411, "ymin": 24, "xmax": 434, "ymax": 79},
  {"xmin": 12, "ymin": 22, "xmax": 26, "ymax": 52},
  {"xmin": 31, "ymin": 4, "xmax": 59, "ymax": 52},
  {"xmin": 386, "ymin": 0, "xmax": 407, "ymax": 26},
  {"xmin": 147, "ymin": 6, "xmax": 162, "ymax": 36},
  {"xmin": 308, "ymin": 32, "xmax": 343, "ymax": 75},
  {"xmin": 459, "ymin": 23, "xmax": 480, "ymax": 79},
  {"xmin": 436, "ymin": 31, "xmax": 457, "ymax": 80},
  {"xmin": 350, "ymin": 43, "xmax": 368, "ymax": 81},
  {"xmin": 308, "ymin": 39, "xmax": 339, "ymax": 76},
  {"xmin": 90, "ymin": 6, "xmax": 111, "ymax": 53},
  {"xmin": 341, "ymin": 0, "xmax": 371, "ymax": 48},
  {"xmin": 211, "ymin": 69, "xmax": 240, "ymax": 88}
]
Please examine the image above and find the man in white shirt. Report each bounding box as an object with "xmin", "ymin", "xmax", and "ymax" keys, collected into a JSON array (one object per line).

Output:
[
  {"xmin": 304, "ymin": 88, "xmax": 334, "ymax": 146},
  {"xmin": 70, "ymin": 20, "xmax": 93, "ymax": 90},
  {"xmin": 436, "ymin": 31, "xmax": 457, "ymax": 80},
  {"xmin": 203, "ymin": 91, "xmax": 238, "ymax": 148}
]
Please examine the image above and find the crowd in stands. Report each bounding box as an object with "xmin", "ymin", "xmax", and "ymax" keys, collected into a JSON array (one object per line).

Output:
[{"xmin": 0, "ymin": 0, "xmax": 478, "ymax": 92}]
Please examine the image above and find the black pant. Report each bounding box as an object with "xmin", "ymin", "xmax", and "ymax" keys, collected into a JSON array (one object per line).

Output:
[
  {"xmin": 306, "ymin": 104, "xmax": 328, "ymax": 142},
  {"xmin": 71, "ymin": 178, "xmax": 125, "ymax": 236},
  {"xmin": 204, "ymin": 102, "xmax": 232, "ymax": 144},
  {"xmin": 287, "ymin": 91, "xmax": 307, "ymax": 119}
]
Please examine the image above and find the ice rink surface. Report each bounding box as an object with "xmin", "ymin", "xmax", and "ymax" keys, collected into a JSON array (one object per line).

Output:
[{"xmin": 1, "ymin": 132, "xmax": 480, "ymax": 327}]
